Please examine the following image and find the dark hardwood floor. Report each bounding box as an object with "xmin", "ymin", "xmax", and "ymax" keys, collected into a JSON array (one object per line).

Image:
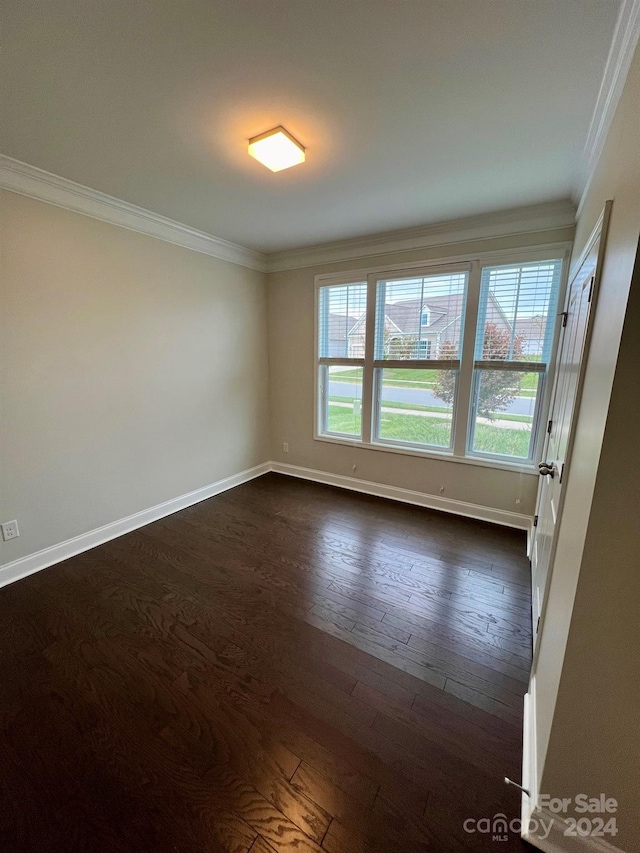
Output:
[{"xmin": 0, "ymin": 473, "xmax": 534, "ymax": 851}]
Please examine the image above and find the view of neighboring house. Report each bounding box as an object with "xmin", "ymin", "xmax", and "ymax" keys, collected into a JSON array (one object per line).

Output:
[
  {"xmin": 333, "ymin": 293, "xmax": 518, "ymax": 360},
  {"xmin": 376, "ymin": 296, "xmax": 467, "ymax": 359},
  {"xmin": 327, "ymin": 313, "xmax": 359, "ymax": 357},
  {"xmin": 515, "ymin": 315, "xmax": 547, "ymax": 356}
]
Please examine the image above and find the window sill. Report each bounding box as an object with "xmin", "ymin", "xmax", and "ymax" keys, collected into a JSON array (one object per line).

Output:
[{"xmin": 314, "ymin": 433, "xmax": 538, "ymax": 474}]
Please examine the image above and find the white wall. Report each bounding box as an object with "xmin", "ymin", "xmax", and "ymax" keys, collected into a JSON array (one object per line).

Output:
[
  {"xmin": 532, "ymin": 42, "xmax": 640, "ymax": 852},
  {"xmin": 266, "ymin": 229, "xmax": 573, "ymax": 521},
  {"xmin": 0, "ymin": 191, "xmax": 269, "ymax": 567}
]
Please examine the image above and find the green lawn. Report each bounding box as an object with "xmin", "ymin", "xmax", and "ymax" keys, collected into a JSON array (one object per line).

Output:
[
  {"xmin": 327, "ymin": 405, "xmax": 532, "ymax": 458},
  {"xmin": 378, "ymin": 411, "xmax": 452, "ymax": 448},
  {"xmin": 330, "ymin": 394, "xmax": 452, "ymax": 417},
  {"xmin": 327, "ymin": 404, "xmax": 362, "ymax": 436},
  {"xmin": 330, "ymin": 394, "xmax": 532, "ymax": 424},
  {"xmin": 332, "ymin": 367, "xmax": 438, "ymax": 389},
  {"xmin": 471, "ymin": 423, "xmax": 532, "ymax": 457}
]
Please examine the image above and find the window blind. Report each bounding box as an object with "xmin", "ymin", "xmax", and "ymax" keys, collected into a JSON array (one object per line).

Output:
[
  {"xmin": 318, "ymin": 283, "xmax": 367, "ymax": 359},
  {"xmin": 374, "ymin": 272, "xmax": 468, "ymax": 361},
  {"xmin": 475, "ymin": 260, "xmax": 562, "ymax": 363}
]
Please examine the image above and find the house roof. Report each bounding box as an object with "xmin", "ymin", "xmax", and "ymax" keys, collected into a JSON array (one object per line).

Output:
[
  {"xmin": 344, "ymin": 293, "xmax": 516, "ymax": 340},
  {"xmin": 346, "ymin": 295, "xmax": 463, "ymax": 338},
  {"xmin": 329, "ymin": 313, "xmax": 359, "ymax": 341},
  {"xmin": 384, "ymin": 296, "xmax": 464, "ymax": 335}
]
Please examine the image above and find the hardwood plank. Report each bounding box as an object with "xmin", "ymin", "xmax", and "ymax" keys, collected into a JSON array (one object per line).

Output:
[
  {"xmin": 357, "ymin": 682, "xmax": 519, "ymax": 777},
  {"xmin": 350, "ymin": 622, "xmax": 525, "ymax": 705},
  {"xmin": 404, "ymin": 624, "xmax": 530, "ymax": 683},
  {"xmin": 249, "ymin": 838, "xmax": 279, "ymax": 853},
  {"xmin": 385, "ymin": 611, "xmax": 531, "ymax": 678},
  {"xmin": 321, "ymin": 816, "xmax": 436, "ymax": 853},
  {"xmin": 445, "ymin": 680, "xmax": 524, "ymax": 726},
  {"xmin": 289, "ymin": 760, "xmax": 432, "ymax": 852},
  {"xmin": 0, "ymin": 472, "xmax": 532, "ymax": 852}
]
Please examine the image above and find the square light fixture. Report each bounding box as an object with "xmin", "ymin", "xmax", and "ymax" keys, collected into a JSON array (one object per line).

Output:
[{"xmin": 248, "ymin": 126, "xmax": 305, "ymax": 172}]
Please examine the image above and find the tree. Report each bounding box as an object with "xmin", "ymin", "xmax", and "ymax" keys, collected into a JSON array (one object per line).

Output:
[{"xmin": 433, "ymin": 323, "xmax": 525, "ymax": 420}]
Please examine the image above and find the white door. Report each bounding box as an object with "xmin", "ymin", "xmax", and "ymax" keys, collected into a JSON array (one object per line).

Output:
[{"xmin": 530, "ymin": 203, "xmax": 611, "ymax": 647}]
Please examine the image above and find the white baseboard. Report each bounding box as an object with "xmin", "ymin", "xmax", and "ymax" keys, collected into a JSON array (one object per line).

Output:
[
  {"xmin": 271, "ymin": 461, "xmax": 533, "ymax": 530},
  {"xmin": 0, "ymin": 460, "xmax": 533, "ymax": 589},
  {"xmin": 0, "ymin": 462, "xmax": 270, "ymax": 589}
]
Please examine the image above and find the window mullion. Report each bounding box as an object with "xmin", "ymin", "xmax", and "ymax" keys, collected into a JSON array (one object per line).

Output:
[
  {"xmin": 318, "ymin": 364, "xmax": 327, "ymax": 435},
  {"xmin": 453, "ymin": 260, "xmax": 481, "ymax": 457},
  {"xmin": 361, "ymin": 276, "xmax": 378, "ymax": 443},
  {"xmin": 318, "ymin": 357, "xmax": 365, "ymax": 366},
  {"xmin": 473, "ymin": 360, "xmax": 547, "ymax": 372},
  {"xmin": 374, "ymin": 358, "xmax": 459, "ymax": 370}
]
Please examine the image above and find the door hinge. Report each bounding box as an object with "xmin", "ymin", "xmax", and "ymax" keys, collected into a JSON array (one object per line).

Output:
[
  {"xmin": 536, "ymin": 617, "xmax": 541, "ymax": 634},
  {"xmin": 547, "ymin": 419, "xmax": 553, "ymax": 434},
  {"xmin": 588, "ymin": 275, "xmax": 595, "ymax": 302},
  {"xmin": 559, "ymin": 462, "xmax": 565, "ymax": 484},
  {"xmin": 533, "ymin": 514, "xmax": 539, "ymax": 528},
  {"xmin": 561, "ymin": 311, "xmax": 568, "ymax": 327}
]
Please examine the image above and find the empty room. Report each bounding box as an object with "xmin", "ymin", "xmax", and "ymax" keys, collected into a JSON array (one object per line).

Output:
[{"xmin": 1, "ymin": 2, "xmax": 639, "ymax": 851}]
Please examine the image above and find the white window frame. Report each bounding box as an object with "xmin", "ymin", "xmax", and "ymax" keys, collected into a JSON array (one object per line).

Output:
[
  {"xmin": 315, "ymin": 281, "xmax": 367, "ymax": 441},
  {"xmin": 314, "ymin": 243, "xmax": 571, "ymax": 472}
]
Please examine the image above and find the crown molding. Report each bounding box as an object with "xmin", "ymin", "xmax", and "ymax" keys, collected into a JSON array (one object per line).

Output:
[
  {"xmin": 577, "ymin": 0, "xmax": 640, "ymax": 217},
  {"xmin": 0, "ymin": 155, "xmax": 576, "ymax": 275},
  {"xmin": 0, "ymin": 155, "xmax": 267, "ymax": 271},
  {"xmin": 265, "ymin": 200, "xmax": 576, "ymax": 272}
]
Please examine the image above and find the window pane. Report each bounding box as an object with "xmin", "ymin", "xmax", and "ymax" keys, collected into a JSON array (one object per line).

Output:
[
  {"xmin": 374, "ymin": 272, "xmax": 468, "ymax": 360},
  {"xmin": 476, "ymin": 260, "xmax": 562, "ymax": 363},
  {"xmin": 318, "ymin": 283, "xmax": 367, "ymax": 358},
  {"xmin": 470, "ymin": 369, "xmax": 542, "ymax": 459},
  {"xmin": 324, "ymin": 366, "xmax": 363, "ymax": 436},
  {"xmin": 376, "ymin": 368, "xmax": 455, "ymax": 448}
]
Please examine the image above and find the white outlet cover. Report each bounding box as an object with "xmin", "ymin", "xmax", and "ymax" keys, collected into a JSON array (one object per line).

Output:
[{"xmin": 1, "ymin": 520, "xmax": 20, "ymax": 540}]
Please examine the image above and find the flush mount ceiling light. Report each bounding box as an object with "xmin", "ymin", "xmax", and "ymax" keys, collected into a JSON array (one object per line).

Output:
[{"xmin": 248, "ymin": 126, "xmax": 305, "ymax": 172}]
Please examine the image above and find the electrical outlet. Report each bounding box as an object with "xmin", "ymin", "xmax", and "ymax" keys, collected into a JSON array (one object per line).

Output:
[
  {"xmin": 1, "ymin": 520, "xmax": 19, "ymax": 541},
  {"xmin": 439, "ymin": 485, "xmax": 445, "ymax": 494},
  {"xmin": 283, "ymin": 442, "xmax": 289, "ymax": 453},
  {"xmin": 352, "ymin": 465, "xmax": 357, "ymax": 474},
  {"xmin": 515, "ymin": 498, "xmax": 521, "ymax": 506}
]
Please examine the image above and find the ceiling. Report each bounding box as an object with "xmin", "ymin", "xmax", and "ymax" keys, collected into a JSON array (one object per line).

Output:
[{"xmin": 1, "ymin": 0, "xmax": 620, "ymax": 254}]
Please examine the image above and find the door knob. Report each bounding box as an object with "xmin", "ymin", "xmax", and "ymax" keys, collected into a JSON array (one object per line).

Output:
[{"xmin": 538, "ymin": 462, "xmax": 554, "ymax": 477}]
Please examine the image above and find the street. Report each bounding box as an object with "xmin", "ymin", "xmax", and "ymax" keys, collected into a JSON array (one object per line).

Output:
[{"xmin": 329, "ymin": 380, "xmax": 537, "ymax": 417}]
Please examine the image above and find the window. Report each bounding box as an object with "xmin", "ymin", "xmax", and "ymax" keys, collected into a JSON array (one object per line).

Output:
[
  {"xmin": 468, "ymin": 260, "xmax": 562, "ymax": 461},
  {"xmin": 317, "ymin": 282, "xmax": 367, "ymax": 438},
  {"xmin": 316, "ymin": 254, "xmax": 564, "ymax": 467},
  {"xmin": 373, "ymin": 270, "xmax": 467, "ymax": 451},
  {"xmin": 417, "ymin": 340, "xmax": 432, "ymax": 358}
]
